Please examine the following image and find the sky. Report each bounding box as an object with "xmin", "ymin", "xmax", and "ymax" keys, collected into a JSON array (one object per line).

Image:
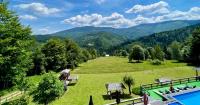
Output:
[{"xmin": 8, "ymin": 0, "xmax": 200, "ymax": 35}]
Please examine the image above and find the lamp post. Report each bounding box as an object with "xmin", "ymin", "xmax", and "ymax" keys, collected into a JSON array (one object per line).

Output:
[{"xmin": 193, "ymin": 67, "xmax": 200, "ymax": 81}]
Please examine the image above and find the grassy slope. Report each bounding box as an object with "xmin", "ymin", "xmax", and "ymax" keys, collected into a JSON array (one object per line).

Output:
[
  {"xmin": 28, "ymin": 57, "xmax": 195, "ymax": 105},
  {"xmin": 73, "ymin": 57, "xmax": 189, "ymax": 74}
]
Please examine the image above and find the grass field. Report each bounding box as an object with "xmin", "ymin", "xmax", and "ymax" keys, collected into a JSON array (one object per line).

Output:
[{"xmin": 7, "ymin": 57, "xmax": 197, "ymax": 105}]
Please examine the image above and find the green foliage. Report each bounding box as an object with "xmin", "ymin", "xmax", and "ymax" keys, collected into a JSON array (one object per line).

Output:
[
  {"xmin": 16, "ymin": 76, "xmax": 31, "ymax": 94},
  {"xmin": 132, "ymin": 87, "xmax": 142, "ymax": 95},
  {"xmin": 0, "ymin": 3, "xmax": 33, "ymax": 89},
  {"xmin": 42, "ymin": 38, "xmax": 66, "ymax": 72},
  {"xmin": 190, "ymin": 28, "xmax": 200, "ymax": 65},
  {"xmin": 169, "ymin": 41, "xmax": 182, "ymax": 60},
  {"xmin": 80, "ymin": 48, "xmax": 92, "ymax": 62},
  {"xmin": 121, "ymin": 50, "xmax": 128, "ymax": 57},
  {"xmin": 123, "ymin": 75, "xmax": 135, "ymax": 94},
  {"xmin": 147, "ymin": 47, "xmax": 156, "ymax": 59},
  {"xmin": 3, "ymin": 95, "xmax": 30, "ymax": 105},
  {"xmin": 64, "ymin": 39, "xmax": 81, "ymax": 69},
  {"xmin": 154, "ymin": 45, "xmax": 165, "ymax": 61},
  {"xmin": 181, "ymin": 46, "xmax": 191, "ymax": 61},
  {"xmin": 129, "ymin": 45, "xmax": 144, "ymax": 62},
  {"xmin": 32, "ymin": 72, "xmax": 64, "ymax": 105},
  {"xmin": 87, "ymin": 48, "xmax": 97, "ymax": 59},
  {"xmin": 28, "ymin": 46, "xmax": 46, "ymax": 75},
  {"xmin": 144, "ymin": 49, "xmax": 150, "ymax": 60},
  {"xmin": 151, "ymin": 59, "xmax": 162, "ymax": 65}
]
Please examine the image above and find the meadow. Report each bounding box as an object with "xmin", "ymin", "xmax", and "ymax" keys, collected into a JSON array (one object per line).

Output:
[{"xmin": 27, "ymin": 57, "xmax": 195, "ymax": 105}]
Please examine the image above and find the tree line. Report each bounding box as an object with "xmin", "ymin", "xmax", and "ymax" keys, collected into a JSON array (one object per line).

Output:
[
  {"xmin": 114, "ymin": 28, "xmax": 200, "ymax": 66},
  {"xmin": 0, "ymin": 3, "xmax": 97, "ymax": 90}
]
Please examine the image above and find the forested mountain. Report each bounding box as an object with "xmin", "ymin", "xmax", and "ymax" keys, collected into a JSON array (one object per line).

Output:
[
  {"xmin": 35, "ymin": 20, "xmax": 200, "ymax": 54},
  {"xmin": 39, "ymin": 20, "xmax": 200, "ymax": 39},
  {"xmin": 111, "ymin": 23, "xmax": 200, "ymax": 52},
  {"xmin": 76, "ymin": 32, "xmax": 126, "ymax": 52},
  {"xmin": 35, "ymin": 32, "xmax": 126, "ymax": 54}
]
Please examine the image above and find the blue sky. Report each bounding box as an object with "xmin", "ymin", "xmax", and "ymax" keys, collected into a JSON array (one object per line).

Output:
[{"xmin": 9, "ymin": 0, "xmax": 200, "ymax": 34}]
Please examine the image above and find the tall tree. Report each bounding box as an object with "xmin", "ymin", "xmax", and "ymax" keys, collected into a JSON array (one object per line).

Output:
[
  {"xmin": 28, "ymin": 46, "xmax": 46, "ymax": 75},
  {"xmin": 147, "ymin": 47, "xmax": 155, "ymax": 60},
  {"xmin": 64, "ymin": 39, "xmax": 81, "ymax": 69},
  {"xmin": 191, "ymin": 28, "xmax": 200, "ymax": 65},
  {"xmin": 42, "ymin": 38, "xmax": 66, "ymax": 72},
  {"xmin": 169, "ymin": 41, "xmax": 182, "ymax": 60},
  {"xmin": 129, "ymin": 45, "xmax": 144, "ymax": 62},
  {"xmin": 154, "ymin": 45, "xmax": 165, "ymax": 61},
  {"xmin": 121, "ymin": 50, "xmax": 128, "ymax": 57},
  {"xmin": 32, "ymin": 73, "xmax": 64, "ymax": 105},
  {"xmin": 0, "ymin": 3, "xmax": 33, "ymax": 89},
  {"xmin": 144, "ymin": 49, "xmax": 150, "ymax": 60}
]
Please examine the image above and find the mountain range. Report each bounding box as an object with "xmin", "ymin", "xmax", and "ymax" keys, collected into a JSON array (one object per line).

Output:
[{"xmin": 34, "ymin": 20, "xmax": 200, "ymax": 52}]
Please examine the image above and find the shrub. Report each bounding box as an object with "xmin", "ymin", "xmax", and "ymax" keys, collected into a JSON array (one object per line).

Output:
[
  {"xmin": 132, "ymin": 87, "xmax": 142, "ymax": 95},
  {"xmin": 151, "ymin": 59, "xmax": 162, "ymax": 65}
]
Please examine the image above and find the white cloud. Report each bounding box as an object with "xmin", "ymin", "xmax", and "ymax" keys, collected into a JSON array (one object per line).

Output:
[
  {"xmin": 63, "ymin": 5, "xmax": 200, "ymax": 28},
  {"xmin": 19, "ymin": 15, "xmax": 37, "ymax": 20},
  {"xmin": 96, "ymin": 0, "xmax": 106, "ymax": 4},
  {"xmin": 63, "ymin": 12, "xmax": 134, "ymax": 28},
  {"xmin": 17, "ymin": 3, "xmax": 61, "ymax": 15},
  {"xmin": 126, "ymin": 1, "xmax": 169, "ymax": 15},
  {"xmin": 38, "ymin": 27, "xmax": 50, "ymax": 34}
]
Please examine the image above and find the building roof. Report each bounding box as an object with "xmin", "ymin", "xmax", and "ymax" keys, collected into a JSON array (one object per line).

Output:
[
  {"xmin": 61, "ymin": 69, "xmax": 70, "ymax": 74},
  {"xmin": 105, "ymin": 83, "xmax": 125, "ymax": 92}
]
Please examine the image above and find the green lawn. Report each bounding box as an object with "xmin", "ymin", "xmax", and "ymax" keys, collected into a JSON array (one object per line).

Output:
[{"xmin": 9, "ymin": 57, "xmax": 198, "ymax": 105}]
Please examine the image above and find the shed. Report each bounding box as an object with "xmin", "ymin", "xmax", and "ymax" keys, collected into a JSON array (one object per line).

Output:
[{"xmin": 105, "ymin": 83, "xmax": 125, "ymax": 94}]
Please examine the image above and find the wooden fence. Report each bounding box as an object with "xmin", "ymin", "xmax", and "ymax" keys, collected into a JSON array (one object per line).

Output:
[
  {"xmin": 0, "ymin": 91, "xmax": 22, "ymax": 104},
  {"xmin": 105, "ymin": 97, "xmax": 143, "ymax": 105},
  {"xmin": 140, "ymin": 76, "xmax": 200, "ymax": 94}
]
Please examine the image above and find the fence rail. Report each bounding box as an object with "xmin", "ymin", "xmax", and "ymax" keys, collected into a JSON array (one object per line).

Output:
[
  {"xmin": 141, "ymin": 76, "xmax": 200, "ymax": 93},
  {"xmin": 106, "ymin": 76, "xmax": 200, "ymax": 105},
  {"xmin": 105, "ymin": 97, "xmax": 143, "ymax": 105},
  {"xmin": 0, "ymin": 91, "xmax": 22, "ymax": 104}
]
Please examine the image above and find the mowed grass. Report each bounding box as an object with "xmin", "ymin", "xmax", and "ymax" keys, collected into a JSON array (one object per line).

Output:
[
  {"xmin": 73, "ymin": 57, "xmax": 189, "ymax": 74},
  {"xmin": 28, "ymin": 57, "xmax": 196, "ymax": 105}
]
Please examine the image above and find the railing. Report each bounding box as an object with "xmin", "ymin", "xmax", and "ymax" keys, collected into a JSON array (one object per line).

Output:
[
  {"xmin": 105, "ymin": 76, "xmax": 200, "ymax": 105},
  {"xmin": 140, "ymin": 76, "xmax": 200, "ymax": 93},
  {"xmin": 0, "ymin": 91, "xmax": 22, "ymax": 104},
  {"xmin": 105, "ymin": 97, "xmax": 143, "ymax": 105}
]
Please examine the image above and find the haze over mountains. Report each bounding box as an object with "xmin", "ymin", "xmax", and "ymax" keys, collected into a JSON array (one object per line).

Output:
[
  {"xmin": 35, "ymin": 20, "xmax": 200, "ymax": 53},
  {"xmin": 37, "ymin": 20, "xmax": 200, "ymax": 39}
]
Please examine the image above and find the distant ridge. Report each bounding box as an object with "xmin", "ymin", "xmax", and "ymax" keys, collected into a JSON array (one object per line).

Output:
[{"xmin": 38, "ymin": 20, "xmax": 200, "ymax": 39}]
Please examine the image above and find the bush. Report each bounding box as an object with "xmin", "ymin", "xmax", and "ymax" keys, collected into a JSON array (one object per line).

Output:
[
  {"xmin": 151, "ymin": 59, "xmax": 162, "ymax": 65},
  {"xmin": 132, "ymin": 87, "xmax": 142, "ymax": 95}
]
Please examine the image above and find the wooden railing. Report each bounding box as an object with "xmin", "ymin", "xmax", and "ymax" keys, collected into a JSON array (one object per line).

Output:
[
  {"xmin": 140, "ymin": 76, "xmax": 200, "ymax": 94},
  {"xmin": 105, "ymin": 97, "xmax": 143, "ymax": 105},
  {"xmin": 0, "ymin": 91, "xmax": 22, "ymax": 104},
  {"xmin": 105, "ymin": 76, "xmax": 200, "ymax": 105}
]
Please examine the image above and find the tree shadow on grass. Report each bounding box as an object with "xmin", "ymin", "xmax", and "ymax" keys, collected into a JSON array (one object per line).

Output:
[
  {"xmin": 128, "ymin": 61, "xmax": 143, "ymax": 64},
  {"xmin": 68, "ymin": 83, "xmax": 76, "ymax": 86},
  {"xmin": 102, "ymin": 94, "xmax": 132, "ymax": 100}
]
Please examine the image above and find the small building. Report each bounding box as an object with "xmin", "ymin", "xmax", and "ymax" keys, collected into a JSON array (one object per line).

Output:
[
  {"xmin": 105, "ymin": 83, "xmax": 126, "ymax": 99},
  {"xmin": 105, "ymin": 54, "xmax": 110, "ymax": 57},
  {"xmin": 59, "ymin": 69, "xmax": 78, "ymax": 91}
]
